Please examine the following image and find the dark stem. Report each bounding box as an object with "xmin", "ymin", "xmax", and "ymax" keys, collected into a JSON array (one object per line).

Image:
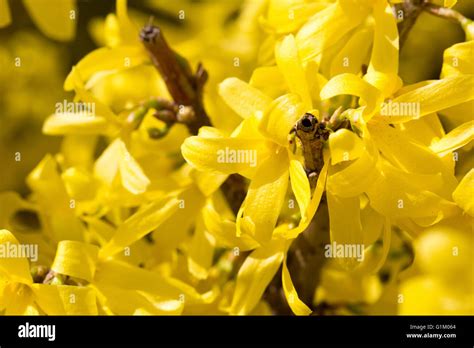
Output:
[
  {"xmin": 394, "ymin": 0, "xmax": 427, "ymax": 50},
  {"xmin": 423, "ymin": 3, "xmax": 470, "ymax": 26},
  {"xmin": 140, "ymin": 24, "xmax": 212, "ymax": 135},
  {"xmin": 139, "ymin": 24, "xmax": 246, "ymax": 215},
  {"xmin": 288, "ymin": 202, "xmax": 330, "ymax": 311}
]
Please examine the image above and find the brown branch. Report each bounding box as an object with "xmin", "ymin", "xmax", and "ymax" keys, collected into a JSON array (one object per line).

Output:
[
  {"xmin": 288, "ymin": 203, "xmax": 330, "ymax": 310},
  {"xmin": 394, "ymin": 0, "xmax": 427, "ymax": 50},
  {"xmin": 423, "ymin": 3, "xmax": 470, "ymax": 26},
  {"xmin": 139, "ymin": 24, "xmax": 246, "ymax": 215},
  {"xmin": 140, "ymin": 24, "xmax": 211, "ymax": 135}
]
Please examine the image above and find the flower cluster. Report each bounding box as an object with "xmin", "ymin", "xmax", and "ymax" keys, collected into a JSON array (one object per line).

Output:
[{"xmin": 0, "ymin": 0, "xmax": 472, "ymax": 315}]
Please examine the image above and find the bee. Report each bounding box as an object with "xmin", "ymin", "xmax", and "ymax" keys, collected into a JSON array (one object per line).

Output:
[
  {"xmin": 290, "ymin": 112, "xmax": 330, "ymax": 189},
  {"xmin": 289, "ymin": 107, "xmax": 353, "ymax": 188}
]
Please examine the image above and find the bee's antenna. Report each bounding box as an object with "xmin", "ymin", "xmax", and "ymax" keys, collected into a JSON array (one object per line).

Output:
[{"xmin": 147, "ymin": 16, "xmax": 155, "ymax": 27}]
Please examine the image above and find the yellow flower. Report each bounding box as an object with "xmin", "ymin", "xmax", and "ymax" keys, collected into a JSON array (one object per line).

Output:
[
  {"xmin": 48, "ymin": 240, "xmax": 211, "ymax": 315},
  {"xmin": 399, "ymin": 217, "xmax": 473, "ymax": 314},
  {"xmin": 183, "ymin": 34, "xmax": 329, "ymax": 246},
  {"xmin": 0, "ymin": 230, "xmax": 97, "ymax": 315},
  {"xmin": 183, "ymin": 0, "xmax": 473, "ymax": 315},
  {"xmin": 314, "ymin": 0, "xmax": 473, "ymax": 239},
  {"xmin": 182, "ymin": 34, "xmax": 332, "ymax": 314},
  {"xmin": 0, "ymin": 0, "xmax": 76, "ymax": 41},
  {"xmin": 1, "ymin": 0, "xmax": 472, "ymax": 317}
]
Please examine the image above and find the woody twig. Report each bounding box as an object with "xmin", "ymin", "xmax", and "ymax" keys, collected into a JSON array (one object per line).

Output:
[{"xmin": 139, "ymin": 24, "xmax": 247, "ymax": 215}]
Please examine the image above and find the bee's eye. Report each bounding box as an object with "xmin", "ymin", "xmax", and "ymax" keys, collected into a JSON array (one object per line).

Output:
[
  {"xmin": 301, "ymin": 117, "xmax": 313, "ymax": 128},
  {"xmin": 298, "ymin": 113, "xmax": 317, "ymax": 132}
]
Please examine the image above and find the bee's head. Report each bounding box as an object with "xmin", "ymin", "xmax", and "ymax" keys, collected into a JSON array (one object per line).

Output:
[{"xmin": 298, "ymin": 113, "xmax": 318, "ymax": 132}]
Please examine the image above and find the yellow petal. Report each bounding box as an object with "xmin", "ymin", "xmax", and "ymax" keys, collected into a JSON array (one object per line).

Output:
[
  {"xmin": 43, "ymin": 114, "xmax": 111, "ymax": 135},
  {"xmin": 306, "ymin": 60, "xmax": 325, "ymax": 104},
  {"xmin": 328, "ymin": 128, "xmax": 365, "ymax": 165},
  {"xmin": 83, "ymin": 216, "xmax": 115, "ymax": 245},
  {"xmin": 383, "ymin": 75, "xmax": 474, "ymax": 123},
  {"xmin": 305, "ymin": 153, "xmax": 329, "ymax": 220},
  {"xmin": 64, "ymin": 46, "xmax": 147, "ymax": 90},
  {"xmin": 61, "ymin": 135, "xmax": 98, "ymax": 169},
  {"xmin": 93, "ymin": 285, "xmax": 183, "ymax": 315},
  {"xmin": 296, "ymin": 0, "xmax": 369, "ymax": 61},
  {"xmin": 364, "ymin": 0, "xmax": 401, "ymax": 96},
  {"xmin": 315, "ymin": 262, "xmax": 383, "ymax": 305},
  {"xmin": 249, "ymin": 66, "xmax": 286, "ymax": 99},
  {"xmin": 218, "ymin": 77, "xmax": 272, "ymax": 119},
  {"xmin": 116, "ymin": 0, "xmax": 138, "ymax": 44},
  {"xmin": 238, "ymin": 151, "xmax": 289, "ymax": 243},
  {"xmin": 400, "ymin": 276, "xmax": 471, "ymax": 315},
  {"xmin": 27, "ymin": 155, "xmax": 84, "ymax": 241},
  {"xmin": 261, "ymin": 0, "xmax": 324, "ymax": 34},
  {"xmin": 150, "ymin": 186, "xmax": 206, "ymax": 264},
  {"xmin": 453, "ymin": 169, "xmax": 474, "ymax": 216},
  {"xmin": 95, "ymin": 259, "xmax": 202, "ymax": 302},
  {"xmin": 93, "ymin": 140, "xmax": 120, "ymax": 187},
  {"xmin": 32, "ymin": 284, "xmax": 98, "ymax": 315},
  {"xmin": 62, "ymin": 167, "xmax": 97, "ymax": 201},
  {"xmin": 275, "ymin": 34, "xmax": 312, "ymax": 108},
  {"xmin": 0, "ymin": 0, "xmax": 11, "ymax": 27},
  {"xmin": 441, "ymin": 40, "xmax": 474, "ymax": 77},
  {"xmin": 259, "ymin": 94, "xmax": 305, "ymax": 147},
  {"xmin": 414, "ymin": 219, "xmax": 473, "ymax": 281},
  {"xmin": 326, "ymin": 149, "xmax": 377, "ymax": 198},
  {"xmin": 274, "ymin": 155, "xmax": 329, "ymax": 239},
  {"xmin": 65, "ymin": 67, "xmax": 120, "ymax": 125},
  {"xmin": 395, "ymin": 113, "xmax": 445, "ymax": 147},
  {"xmin": 202, "ymin": 199, "xmax": 258, "ymax": 251},
  {"xmin": 119, "ymin": 146, "xmax": 151, "ymax": 195},
  {"xmin": 188, "ymin": 218, "xmax": 215, "ymax": 280},
  {"xmin": 231, "ymin": 114, "xmax": 266, "ymax": 139},
  {"xmin": 94, "ymin": 139, "xmax": 150, "ymax": 194},
  {"xmin": 22, "ymin": 0, "xmax": 76, "ymax": 41},
  {"xmin": 1, "ymin": 283, "xmax": 36, "ymax": 314},
  {"xmin": 275, "ymin": 153, "xmax": 329, "ymax": 240},
  {"xmin": 182, "ymin": 135, "xmax": 271, "ymax": 179},
  {"xmin": 366, "ymin": 160, "xmax": 460, "ymax": 222},
  {"xmin": 430, "ymin": 120, "xmax": 474, "ymax": 156},
  {"xmin": 320, "ymin": 73, "xmax": 383, "ymax": 119},
  {"xmin": 289, "ymin": 158, "xmax": 311, "ymax": 219},
  {"xmin": 360, "ymin": 203, "xmax": 384, "ymax": 246},
  {"xmin": 327, "ymin": 191, "xmax": 363, "ymax": 270},
  {"xmin": 0, "ymin": 230, "xmax": 32, "ymax": 284},
  {"xmin": 191, "ymin": 170, "xmax": 228, "ymax": 197},
  {"xmin": 51, "ymin": 241, "xmax": 99, "ymax": 282},
  {"xmin": 330, "ymin": 26, "xmax": 373, "ymax": 77},
  {"xmin": 368, "ymin": 122, "xmax": 457, "ymax": 192},
  {"xmin": 230, "ymin": 239, "xmax": 286, "ymax": 315},
  {"xmin": 439, "ymin": 101, "xmax": 474, "ymax": 131},
  {"xmin": 100, "ymin": 194, "xmax": 180, "ymax": 258},
  {"xmin": 371, "ymin": 218, "xmax": 392, "ymax": 273},
  {"xmin": 282, "ymin": 252, "xmax": 312, "ymax": 315}
]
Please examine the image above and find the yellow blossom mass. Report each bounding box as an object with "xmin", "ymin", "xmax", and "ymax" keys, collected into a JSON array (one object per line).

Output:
[{"xmin": 0, "ymin": 0, "xmax": 473, "ymax": 317}]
